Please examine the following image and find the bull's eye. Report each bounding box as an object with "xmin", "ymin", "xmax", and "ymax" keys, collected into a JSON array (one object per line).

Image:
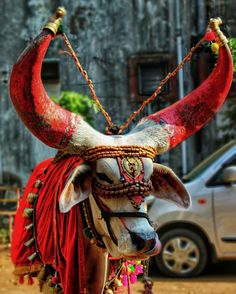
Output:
[{"xmin": 97, "ymin": 172, "xmax": 113, "ymax": 184}]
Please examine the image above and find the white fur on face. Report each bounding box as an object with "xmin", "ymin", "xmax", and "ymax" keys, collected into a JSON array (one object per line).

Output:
[{"xmin": 90, "ymin": 157, "xmax": 157, "ymax": 258}]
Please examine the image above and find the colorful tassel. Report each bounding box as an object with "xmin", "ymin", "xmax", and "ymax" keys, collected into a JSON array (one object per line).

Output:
[
  {"xmin": 121, "ymin": 274, "xmax": 128, "ymax": 286},
  {"xmin": 204, "ymin": 30, "xmax": 216, "ymax": 42},
  {"xmin": 19, "ymin": 275, "xmax": 24, "ymax": 284},
  {"xmin": 37, "ymin": 265, "xmax": 48, "ymax": 281},
  {"xmin": 51, "ymin": 276, "xmax": 59, "ymax": 284},
  {"xmin": 130, "ymin": 273, "xmax": 137, "ymax": 284},
  {"xmin": 28, "ymin": 275, "xmax": 34, "ymax": 285}
]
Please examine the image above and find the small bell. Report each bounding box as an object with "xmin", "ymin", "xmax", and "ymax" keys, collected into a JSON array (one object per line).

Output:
[
  {"xmin": 113, "ymin": 278, "xmax": 123, "ymax": 288},
  {"xmin": 23, "ymin": 208, "xmax": 34, "ymax": 219},
  {"xmin": 104, "ymin": 289, "xmax": 114, "ymax": 294},
  {"xmin": 24, "ymin": 237, "xmax": 35, "ymax": 247},
  {"xmin": 34, "ymin": 180, "xmax": 42, "ymax": 188},
  {"xmin": 26, "ymin": 192, "xmax": 38, "ymax": 204},
  {"xmin": 37, "ymin": 265, "xmax": 48, "ymax": 281},
  {"xmin": 25, "ymin": 223, "xmax": 34, "ymax": 231},
  {"xmin": 28, "ymin": 252, "xmax": 38, "ymax": 262},
  {"xmin": 47, "ymin": 278, "xmax": 53, "ymax": 287}
]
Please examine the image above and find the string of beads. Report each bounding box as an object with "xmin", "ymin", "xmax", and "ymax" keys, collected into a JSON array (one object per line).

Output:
[{"xmin": 80, "ymin": 145, "xmax": 157, "ymax": 161}]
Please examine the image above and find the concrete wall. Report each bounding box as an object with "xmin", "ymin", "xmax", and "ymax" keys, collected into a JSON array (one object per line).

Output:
[{"xmin": 0, "ymin": 0, "xmax": 234, "ymax": 186}]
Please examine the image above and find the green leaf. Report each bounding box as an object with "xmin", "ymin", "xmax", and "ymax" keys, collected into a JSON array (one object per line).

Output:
[{"xmin": 52, "ymin": 91, "xmax": 99, "ymax": 126}]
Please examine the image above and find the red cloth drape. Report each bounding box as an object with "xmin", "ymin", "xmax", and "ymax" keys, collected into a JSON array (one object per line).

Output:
[{"xmin": 11, "ymin": 155, "xmax": 87, "ymax": 293}]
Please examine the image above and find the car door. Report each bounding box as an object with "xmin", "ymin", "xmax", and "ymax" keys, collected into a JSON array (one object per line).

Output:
[{"xmin": 208, "ymin": 155, "xmax": 236, "ymax": 256}]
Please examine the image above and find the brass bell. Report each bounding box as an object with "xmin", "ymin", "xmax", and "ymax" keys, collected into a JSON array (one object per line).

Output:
[
  {"xmin": 47, "ymin": 278, "xmax": 53, "ymax": 287},
  {"xmin": 25, "ymin": 223, "xmax": 34, "ymax": 231},
  {"xmin": 26, "ymin": 192, "xmax": 38, "ymax": 204},
  {"xmin": 23, "ymin": 208, "xmax": 34, "ymax": 219},
  {"xmin": 37, "ymin": 266, "xmax": 48, "ymax": 281},
  {"xmin": 104, "ymin": 289, "xmax": 114, "ymax": 294},
  {"xmin": 28, "ymin": 252, "xmax": 37, "ymax": 262},
  {"xmin": 113, "ymin": 278, "xmax": 123, "ymax": 287},
  {"xmin": 24, "ymin": 237, "xmax": 35, "ymax": 247},
  {"xmin": 34, "ymin": 180, "xmax": 42, "ymax": 188}
]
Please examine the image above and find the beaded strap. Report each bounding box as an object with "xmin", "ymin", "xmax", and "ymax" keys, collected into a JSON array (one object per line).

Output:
[{"xmin": 80, "ymin": 145, "xmax": 157, "ymax": 162}]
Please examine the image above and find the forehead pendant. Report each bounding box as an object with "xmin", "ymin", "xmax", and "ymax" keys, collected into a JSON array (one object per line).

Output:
[
  {"xmin": 121, "ymin": 157, "xmax": 143, "ymax": 178},
  {"xmin": 120, "ymin": 157, "xmax": 145, "ymax": 210}
]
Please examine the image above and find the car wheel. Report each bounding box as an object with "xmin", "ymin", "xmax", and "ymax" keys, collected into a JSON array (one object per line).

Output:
[{"xmin": 155, "ymin": 228, "xmax": 208, "ymax": 278}]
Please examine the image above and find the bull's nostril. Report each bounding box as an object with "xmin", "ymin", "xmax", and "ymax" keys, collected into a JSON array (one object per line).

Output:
[
  {"xmin": 145, "ymin": 238, "xmax": 156, "ymax": 253},
  {"xmin": 129, "ymin": 231, "xmax": 146, "ymax": 251},
  {"xmin": 129, "ymin": 231, "xmax": 157, "ymax": 252}
]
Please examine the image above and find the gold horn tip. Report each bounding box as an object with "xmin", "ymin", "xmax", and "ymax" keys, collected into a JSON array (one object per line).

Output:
[
  {"xmin": 209, "ymin": 17, "xmax": 228, "ymax": 46},
  {"xmin": 56, "ymin": 7, "xmax": 67, "ymax": 18},
  {"xmin": 43, "ymin": 7, "xmax": 67, "ymax": 35},
  {"xmin": 210, "ymin": 17, "xmax": 222, "ymax": 28}
]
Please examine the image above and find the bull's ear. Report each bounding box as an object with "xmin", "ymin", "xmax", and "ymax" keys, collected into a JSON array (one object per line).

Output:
[
  {"xmin": 59, "ymin": 164, "xmax": 92, "ymax": 213},
  {"xmin": 151, "ymin": 163, "xmax": 191, "ymax": 208}
]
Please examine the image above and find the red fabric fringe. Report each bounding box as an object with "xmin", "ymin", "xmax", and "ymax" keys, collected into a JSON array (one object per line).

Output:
[{"xmin": 11, "ymin": 155, "xmax": 86, "ymax": 294}]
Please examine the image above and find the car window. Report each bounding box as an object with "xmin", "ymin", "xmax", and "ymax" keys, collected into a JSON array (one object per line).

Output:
[
  {"xmin": 206, "ymin": 155, "xmax": 236, "ymax": 187},
  {"xmin": 182, "ymin": 141, "xmax": 235, "ymax": 183}
]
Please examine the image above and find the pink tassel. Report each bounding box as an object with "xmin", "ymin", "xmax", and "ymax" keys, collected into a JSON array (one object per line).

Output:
[
  {"xmin": 130, "ymin": 273, "xmax": 137, "ymax": 284},
  {"xmin": 121, "ymin": 274, "xmax": 128, "ymax": 286},
  {"xmin": 28, "ymin": 275, "xmax": 34, "ymax": 285},
  {"xmin": 135, "ymin": 264, "xmax": 143, "ymax": 275},
  {"xmin": 19, "ymin": 275, "xmax": 24, "ymax": 284}
]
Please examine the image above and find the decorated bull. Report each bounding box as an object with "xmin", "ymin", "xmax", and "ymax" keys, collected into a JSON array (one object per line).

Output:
[{"xmin": 9, "ymin": 8, "xmax": 233, "ymax": 294}]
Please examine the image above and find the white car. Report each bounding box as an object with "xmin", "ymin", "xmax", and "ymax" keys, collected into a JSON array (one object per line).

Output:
[{"xmin": 149, "ymin": 141, "xmax": 236, "ymax": 277}]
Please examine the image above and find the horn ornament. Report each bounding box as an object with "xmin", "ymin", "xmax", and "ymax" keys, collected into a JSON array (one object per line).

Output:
[{"xmin": 142, "ymin": 44, "xmax": 233, "ymax": 152}]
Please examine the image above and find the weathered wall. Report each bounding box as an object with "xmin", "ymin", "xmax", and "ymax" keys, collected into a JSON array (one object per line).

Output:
[{"xmin": 0, "ymin": 0, "xmax": 234, "ymax": 186}]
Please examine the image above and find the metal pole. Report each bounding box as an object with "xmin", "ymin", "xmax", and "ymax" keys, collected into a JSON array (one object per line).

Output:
[{"xmin": 176, "ymin": 0, "xmax": 188, "ymax": 175}]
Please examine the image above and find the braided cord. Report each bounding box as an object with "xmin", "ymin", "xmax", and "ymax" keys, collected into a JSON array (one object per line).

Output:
[
  {"xmin": 61, "ymin": 32, "xmax": 204, "ymax": 134},
  {"xmin": 61, "ymin": 33, "xmax": 114, "ymax": 129},
  {"xmin": 119, "ymin": 38, "xmax": 204, "ymax": 133}
]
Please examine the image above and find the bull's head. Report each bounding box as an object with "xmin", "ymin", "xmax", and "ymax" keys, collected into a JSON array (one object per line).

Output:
[{"xmin": 10, "ymin": 22, "xmax": 233, "ymax": 259}]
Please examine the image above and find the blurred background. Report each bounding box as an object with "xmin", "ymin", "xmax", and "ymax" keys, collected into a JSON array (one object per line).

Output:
[{"xmin": 0, "ymin": 0, "xmax": 236, "ymax": 293}]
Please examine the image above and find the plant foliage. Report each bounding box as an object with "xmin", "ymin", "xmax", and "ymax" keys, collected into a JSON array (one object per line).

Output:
[
  {"xmin": 219, "ymin": 38, "xmax": 236, "ymax": 141},
  {"xmin": 229, "ymin": 38, "xmax": 236, "ymax": 73},
  {"xmin": 52, "ymin": 91, "xmax": 99, "ymax": 126}
]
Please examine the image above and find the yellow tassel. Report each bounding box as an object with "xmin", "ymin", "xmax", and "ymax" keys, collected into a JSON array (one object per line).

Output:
[{"xmin": 37, "ymin": 266, "xmax": 48, "ymax": 281}]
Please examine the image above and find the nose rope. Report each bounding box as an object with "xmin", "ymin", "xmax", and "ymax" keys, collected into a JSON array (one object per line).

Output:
[{"xmin": 93, "ymin": 192, "xmax": 152, "ymax": 246}]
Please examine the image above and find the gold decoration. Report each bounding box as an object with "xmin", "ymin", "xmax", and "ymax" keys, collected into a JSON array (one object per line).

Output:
[
  {"xmin": 104, "ymin": 289, "xmax": 114, "ymax": 294},
  {"xmin": 24, "ymin": 237, "xmax": 35, "ymax": 248},
  {"xmin": 209, "ymin": 17, "xmax": 228, "ymax": 46},
  {"xmin": 26, "ymin": 192, "xmax": 38, "ymax": 204},
  {"xmin": 25, "ymin": 223, "xmax": 34, "ymax": 231},
  {"xmin": 44, "ymin": 7, "xmax": 66, "ymax": 35},
  {"xmin": 79, "ymin": 145, "xmax": 157, "ymax": 162},
  {"xmin": 37, "ymin": 266, "xmax": 48, "ymax": 281},
  {"xmin": 113, "ymin": 278, "xmax": 123, "ymax": 287},
  {"xmin": 121, "ymin": 157, "xmax": 143, "ymax": 178},
  {"xmin": 47, "ymin": 278, "xmax": 53, "ymax": 287},
  {"xmin": 22, "ymin": 208, "xmax": 34, "ymax": 218},
  {"xmin": 34, "ymin": 180, "xmax": 42, "ymax": 188},
  {"xmin": 28, "ymin": 252, "xmax": 38, "ymax": 262}
]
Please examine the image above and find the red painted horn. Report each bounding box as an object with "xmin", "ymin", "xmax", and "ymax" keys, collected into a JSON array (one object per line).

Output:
[
  {"xmin": 146, "ymin": 44, "xmax": 233, "ymax": 151},
  {"xmin": 10, "ymin": 30, "xmax": 81, "ymax": 150}
]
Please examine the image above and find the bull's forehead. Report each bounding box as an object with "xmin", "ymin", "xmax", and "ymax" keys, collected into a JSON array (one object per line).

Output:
[{"xmin": 96, "ymin": 157, "xmax": 153, "ymax": 183}]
